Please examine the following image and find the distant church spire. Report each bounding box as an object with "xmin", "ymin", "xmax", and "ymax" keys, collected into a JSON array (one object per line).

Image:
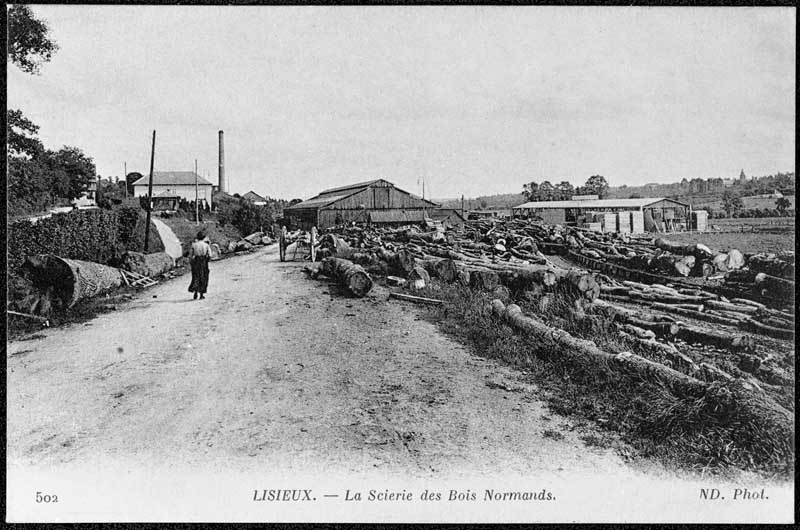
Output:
[{"xmin": 739, "ymin": 169, "xmax": 746, "ymax": 181}]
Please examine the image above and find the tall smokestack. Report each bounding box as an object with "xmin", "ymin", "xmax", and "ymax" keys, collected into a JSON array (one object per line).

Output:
[{"xmin": 218, "ymin": 130, "xmax": 226, "ymax": 193}]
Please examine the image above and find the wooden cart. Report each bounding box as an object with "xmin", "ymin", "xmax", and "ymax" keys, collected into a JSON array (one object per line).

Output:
[{"xmin": 279, "ymin": 226, "xmax": 318, "ymax": 262}]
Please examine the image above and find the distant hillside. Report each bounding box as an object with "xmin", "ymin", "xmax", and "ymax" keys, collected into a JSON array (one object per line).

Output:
[{"xmin": 435, "ymin": 193, "xmax": 525, "ymax": 210}]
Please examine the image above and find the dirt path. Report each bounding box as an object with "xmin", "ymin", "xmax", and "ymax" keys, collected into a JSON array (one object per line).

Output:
[{"xmin": 8, "ymin": 245, "xmax": 660, "ymax": 480}]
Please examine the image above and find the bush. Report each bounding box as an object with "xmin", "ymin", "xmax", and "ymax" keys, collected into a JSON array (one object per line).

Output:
[
  {"xmin": 7, "ymin": 206, "xmax": 164, "ymax": 273},
  {"xmin": 218, "ymin": 199, "xmax": 273, "ymax": 236}
]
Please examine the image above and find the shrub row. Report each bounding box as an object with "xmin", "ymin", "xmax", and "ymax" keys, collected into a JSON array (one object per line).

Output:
[{"xmin": 8, "ymin": 207, "xmax": 164, "ymax": 272}]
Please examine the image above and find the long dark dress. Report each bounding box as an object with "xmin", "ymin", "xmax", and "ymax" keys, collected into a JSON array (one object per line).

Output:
[{"xmin": 188, "ymin": 255, "xmax": 209, "ymax": 294}]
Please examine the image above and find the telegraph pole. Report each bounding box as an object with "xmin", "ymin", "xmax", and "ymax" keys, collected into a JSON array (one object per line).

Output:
[
  {"xmin": 195, "ymin": 158, "xmax": 199, "ymax": 225},
  {"xmin": 144, "ymin": 130, "xmax": 156, "ymax": 252},
  {"xmin": 124, "ymin": 161, "xmax": 128, "ymax": 198}
]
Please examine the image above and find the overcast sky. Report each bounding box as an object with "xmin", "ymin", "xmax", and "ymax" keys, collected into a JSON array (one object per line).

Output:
[{"xmin": 7, "ymin": 6, "xmax": 795, "ymax": 199}]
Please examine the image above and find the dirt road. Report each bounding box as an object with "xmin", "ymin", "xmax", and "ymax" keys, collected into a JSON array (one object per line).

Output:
[{"xmin": 8, "ymin": 245, "xmax": 650, "ymax": 480}]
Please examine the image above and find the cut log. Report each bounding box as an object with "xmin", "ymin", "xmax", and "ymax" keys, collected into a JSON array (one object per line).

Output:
[
  {"xmin": 23, "ymin": 255, "xmax": 125, "ymax": 308},
  {"xmin": 490, "ymin": 299, "xmax": 705, "ymax": 395},
  {"xmin": 470, "ymin": 270, "xmax": 500, "ymax": 291},
  {"xmin": 674, "ymin": 325, "xmax": 757, "ymax": 353},
  {"xmin": 122, "ymin": 251, "xmax": 175, "ymax": 278},
  {"xmin": 389, "ymin": 292, "xmax": 443, "ymax": 305},
  {"xmin": 319, "ymin": 257, "xmax": 373, "ymax": 297},
  {"xmin": 743, "ymin": 317, "xmax": 794, "ymax": 340}
]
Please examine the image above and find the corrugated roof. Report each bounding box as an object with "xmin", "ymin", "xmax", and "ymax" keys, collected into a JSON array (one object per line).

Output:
[
  {"xmin": 284, "ymin": 194, "xmax": 351, "ymax": 210},
  {"xmin": 131, "ymin": 171, "xmax": 213, "ymax": 187},
  {"xmin": 513, "ymin": 197, "xmax": 687, "ymax": 209},
  {"xmin": 285, "ymin": 178, "xmax": 440, "ymax": 211},
  {"xmin": 369, "ymin": 210, "xmax": 426, "ymax": 223},
  {"xmin": 317, "ymin": 179, "xmax": 382, "ymax": 196}
]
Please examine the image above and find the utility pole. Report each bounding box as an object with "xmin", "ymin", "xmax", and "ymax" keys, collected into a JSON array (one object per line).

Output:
[
  {"xmin": 195, "ymin": 158, "xmax": 199, "ymax": 225},
  {"xmin": 461, "ymin": 194, "xmax": 465, "ymax": 218},
  {"xmin": 144, "ymin": 130, "xmax": 156, "ymax": 252},
  {"xmin": 124, "ymin": 161, "xmax": 128, "ymax": 198}
]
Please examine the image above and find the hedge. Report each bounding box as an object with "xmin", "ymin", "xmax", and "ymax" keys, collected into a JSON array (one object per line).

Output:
[{"xmin": 7, "ymin": 207, "xmax": 164, "ymax": 273}]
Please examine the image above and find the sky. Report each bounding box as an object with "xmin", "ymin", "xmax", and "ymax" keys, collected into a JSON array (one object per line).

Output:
[{"xmin": 7, "ymin": 6, "xmax": 796, "ymax": 200}]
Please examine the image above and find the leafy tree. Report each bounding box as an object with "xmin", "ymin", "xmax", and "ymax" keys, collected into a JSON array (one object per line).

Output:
[
  {"xmin": 582, "ymin": 175, "xmax": 610, "ymax": 199},
  {"xmin": 45, "ymin": 146, "xmax": 96, "ymax": 201},
  {"xmin": 522, "ymin": 181, "xmax": 539, "ymax": 201},
  {"xmin": 7, "ymin": 5, "xmax": 59, "ymax": 74},
  {"xmin": 96, "ymin": 178, "xmax": 127, "ymax": 208},
  {"xmin": 776, "ymin": 196, "xmax": 791, "ymax": 213},
  {"xmin": 537, "ymin": 181, "xmax": 556, "ymax": 201},
  {"xmin": 721, "ymin": 191, "xmax": 743, "ymax": 217},
  {"xmin": 288, "ymin": 198, "xmax": 303, "ymax": 206},
  {"xmin": 555, "ymin": 181, "xmax": 575, "ymax": 200},
  {"xmin": 7, "ymin": 109, "xmax": 44, "ymax": 157},
  {"xmin": 125, "ymin": 172, "xmax": 143, "ymax": 196}
]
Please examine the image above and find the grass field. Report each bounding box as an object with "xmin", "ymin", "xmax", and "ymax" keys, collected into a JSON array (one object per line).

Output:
[
  {"xmin": 664, "ymin": 230, "xmax": 794, "ymax": 254},
  {"xmin": 695, "ymin": 194, "xmax": 796, "ymax": 211},
  {"xmin": 710, "ymin": 217, "xmax": 794, "ymax": 228}
]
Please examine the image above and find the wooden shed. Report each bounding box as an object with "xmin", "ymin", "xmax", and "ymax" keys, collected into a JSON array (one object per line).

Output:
[
  {"xmin": 284, "ymin": 179, "xmax": 439, "ymax": 230},
  {"xmin": 512, "ymin": 197, "xmax": 691, "ymax": 232}
]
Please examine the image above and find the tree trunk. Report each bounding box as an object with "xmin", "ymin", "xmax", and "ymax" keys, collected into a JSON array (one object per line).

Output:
[{"xmin": 320, "ymin": 257, "xmax": 373, "ymax": 297}]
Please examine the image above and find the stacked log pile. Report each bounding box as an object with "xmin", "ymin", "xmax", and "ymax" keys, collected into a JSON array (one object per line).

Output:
[
  {"xmin": 598, "ymin": 280, "xmax": 794, "ymax": 340},
  {"xmin": 317, "ymin": 226, "xmax": 599, "ymax": 307}
]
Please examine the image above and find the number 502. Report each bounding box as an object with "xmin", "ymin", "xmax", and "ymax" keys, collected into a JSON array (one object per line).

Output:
[{"xmin": 36, "ymin": 492, "xmax": 58, "ymax": 503}]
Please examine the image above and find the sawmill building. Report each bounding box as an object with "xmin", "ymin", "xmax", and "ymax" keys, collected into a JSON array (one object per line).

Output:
[
  {"xmin": 512, "ymin": 197, "xmax": 692, "ymax": 233},
  {"xmin": 284, "ymin": 179, "xmax": 439, "ymax": 230}
]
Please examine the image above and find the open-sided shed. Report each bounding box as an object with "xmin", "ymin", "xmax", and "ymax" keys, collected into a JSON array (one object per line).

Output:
[{"xmin": 284, "ymin": 179, "xmax": 439, "ymax": 230}]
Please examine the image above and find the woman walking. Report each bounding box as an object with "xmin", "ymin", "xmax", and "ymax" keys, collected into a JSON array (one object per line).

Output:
[{"xmin": 188, "ymin": 231, "xmax": 212, "ymax": 299}]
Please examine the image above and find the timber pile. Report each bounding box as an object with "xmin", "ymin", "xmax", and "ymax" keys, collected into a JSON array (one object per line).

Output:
[
  {"xmin": 490, "ymin": 298, "xmax": 793, "ymax": 454},
  {"xmin": 599, "ymin": 280, "xmax": 794, "ymax": 340},
  {"xmin": 319, "ymin": 222, "xmax": 599, "ymax": 305}
]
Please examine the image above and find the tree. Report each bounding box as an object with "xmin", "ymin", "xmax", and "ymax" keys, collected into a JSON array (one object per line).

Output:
[
  {"xmin": 7, "ymin": 5, "xmax": 59, "ymax": 74},
  {"xmin": 96, "ymin": 177, "xmax": 127, "ymax": 208},
  {"xmin": 7, "ymin": 109, "xmax": 44, "ymax": 158},
  {"xmin": 555, "ymin": 181, "xmax": 575, "ymax": 200},
  {"xmin": 776, "ymin": 196, "xmax": 791, "ymax": 213},
  {"xmin": 537, "ymin": 181, "xmax": 556, "ymax": 201},
  {"xmin": 125, "ymin": 172, "xmax": 143, "ymax": 196},
  {"xmin": 45, "ymin": 146, "xmax": 96, "ymax": 201},
  {"xmin": 522, "ymin": 181, "xmax": 539, "ymax": 201},
  {"xmin": 288, "ymin": 198, "xmax": 303, "ymax": 206},
  {"xmin": 582, "ymin": 175, "xmax": 609, "ymax": 199},
  {"xmin": 722, "ymin": 191, "xmax": 743, "ymax": 217}
]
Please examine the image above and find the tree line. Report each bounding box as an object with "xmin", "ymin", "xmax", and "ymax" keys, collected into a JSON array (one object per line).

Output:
[
  {"xmin": 7, "ymin": 6, "xmax": 96, "ymax": 217},
  {"xmin": 522, "ymin": 175, "xmax": 610, "ymax": 201}
]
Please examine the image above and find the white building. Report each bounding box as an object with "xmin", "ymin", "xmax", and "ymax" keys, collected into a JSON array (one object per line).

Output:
[{"xmin": 132, "ymin": 171, "xmax": 214, "ymax": 207}]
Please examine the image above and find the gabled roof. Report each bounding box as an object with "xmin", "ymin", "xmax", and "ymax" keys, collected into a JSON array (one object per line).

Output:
[
  {"xmin": 285, "ymin": 179, "xmax": 439, "ymax": 211},
  {"xmin": 513, "ymin": 197, "xmax": 688, "ymax": 209},
  {"xmin": 317, "ymin": 179, "xmax": 383, "ymax": 197},
  {"xmin": 242, "ymin": 191, "xmax": 267, "ymax": 202},
  {"xmin": 131, "ymin": 171, "xmax": 213, "ymax": 187}
]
